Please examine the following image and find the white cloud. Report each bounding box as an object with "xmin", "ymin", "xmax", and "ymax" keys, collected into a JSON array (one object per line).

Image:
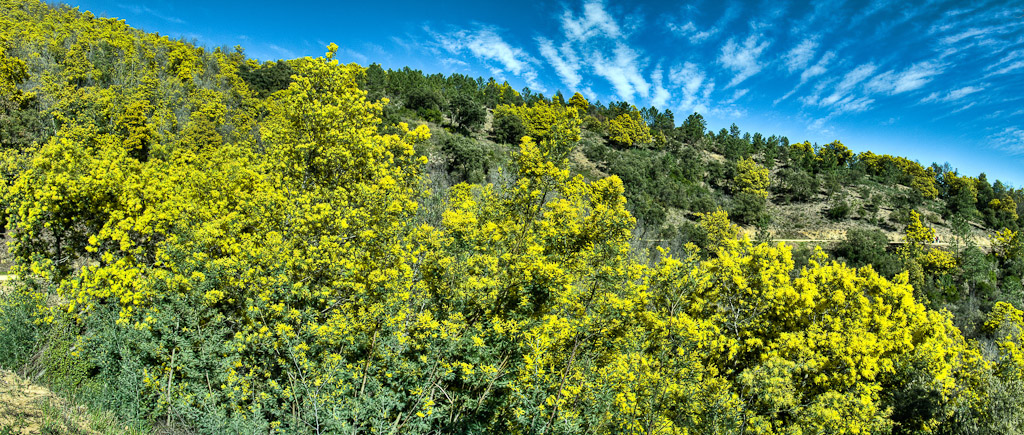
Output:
[
  {"xmin": 650, "ymin": 66, "xmax": 671, "ymax": 109},
  {"xmin": 538, "ymin": 37, "xmax": 582, "ymax": 90},
  {"xmin": 591, "ymin": 43, "xmax": 649, "ymax": 101},
  {"xmin": 440, "ymin": 58, "xmax": 469, "ymax": 68},
  {"xmin": 988, "ymin": 60, "xmax": 1024, "ymax": 76},
  {"xmin": 463, "ymin": 30, "xmax": 530, "ymax": 75},
  {"xmin": 668, "ymin": 62, "xmax": 714, "ymax": 113},
  {"xmin": 827, "ymin": 63, "xmax": 877, "ymax": 102},
  {"xmin": 725, "ymin": 88, "xmax": 749, "ymax": 104},
  {"xmin": 119, "ymin": 4, "xmax": 185, "ymax": 24},
  {"xmin": 865, "ymin": 61, "xmax": 943, "ymax": 95},
  {"xmin": 801, "ymin": 51, "xmax": 835, "ymax": 83},
  {"xmin": 992, "ymin": 127, "xmax": 1024, "ymax": 154},
  {"xmin": 267, "ymin": 44, "xmax": 295, "ymax": 59},
  {"xmin": 799, "ymin": 63, "xmax": 878, "ymax": 114},
  {"xmin": 940, "ymin": 28, "xmax": 991, "ymax": 45},
  {"xmin": 776, "ymin": 51, "xmax": 836, "ymax": 104},
  {"xmin": 438, "ymin": 27, "xmax": 543, "ymax": 90},
  {"xmin": 835, "ymin": 95, "xmax": 875, "ymax": 113},
  {"xmin": 784, "ymin": 38, "xmax": 818, "ymax": 73},
  {"xmin": 667, "ymin": 4, "xmax": 737, "ymax": 45},
  {"xmin": 850, "ymin": 0, "xmax": 888, "ymax": 27},
  {"xmin": 951, "ymin": 101, "xmax": 977, "ymax": 113},
  {"xmin": 923, "ymin": 85, "xmax": 984, "ymax": 103},
  {"xmin": 718, "ymin": 34, "xmax": 771, "ymax": 88},
  {"xmin": 579, "ymin": 87, "xmax": 598, "ymax": 101},
  {"xmin": 667, "ymin": 20, "xmax": 715, "ymax": 44},
  {"xmin": 563, "ymin": 0, "xmax": 621, "ymax": 41}
]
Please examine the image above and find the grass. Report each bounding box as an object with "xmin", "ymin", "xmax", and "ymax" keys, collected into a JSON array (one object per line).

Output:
[
  {"xmin": 0, "ymin": 363, "xmax": 146, "ymax": 435},
  {"xmin": 0, "ymin": 274, "xmax": 144, "ymax": 435}
]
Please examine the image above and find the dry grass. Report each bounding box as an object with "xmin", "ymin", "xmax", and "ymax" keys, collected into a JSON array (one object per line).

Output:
[
  {"xmin": 0, "ymin": 370, "xmax": 144, "ymax": 435},
  {"xmin": 0, "ymin": 369, "xmax": 53, "ymax": 434}
]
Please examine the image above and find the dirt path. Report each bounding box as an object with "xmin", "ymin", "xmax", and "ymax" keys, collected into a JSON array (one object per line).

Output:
[
  {"xmin": 0, "ymin": 369, "xmax": 60, "ymax": 434},
  {"xmin": 0, "ymin": 369, "xmax": 135, "ymax": 434},
  {"xmin": 773, "ymin": 239, "xmax": 952, "ymax": 246}
]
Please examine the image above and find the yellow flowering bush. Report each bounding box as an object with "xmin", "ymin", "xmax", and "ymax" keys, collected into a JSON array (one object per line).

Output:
[{"xmin": 734, "ymin": 158, "xmax": 770, "ymax": 200}]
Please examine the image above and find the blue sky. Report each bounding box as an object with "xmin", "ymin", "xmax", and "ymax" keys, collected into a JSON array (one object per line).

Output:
[{"xmin": 73, "ymin": 0, "xmax": 1024, "ymax": 186}]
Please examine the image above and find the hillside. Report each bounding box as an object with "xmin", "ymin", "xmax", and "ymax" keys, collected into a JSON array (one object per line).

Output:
[{"xmin": 1, "ymin": 1, "xmax": 1023, "ymax": 434}]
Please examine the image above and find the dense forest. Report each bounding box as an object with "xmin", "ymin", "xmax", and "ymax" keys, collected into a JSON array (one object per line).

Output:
[{"xmin": 1, "ymin": 1, "xmax": 1023, "ymax": 433}]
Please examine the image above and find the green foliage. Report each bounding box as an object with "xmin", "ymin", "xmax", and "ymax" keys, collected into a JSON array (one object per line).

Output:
[
  {"xmin": 817, "ymin": 140, "xmax": 853, "ymax": 170},
  {"xmin": 730, "ymin": 190, "xmax": 768, "ymax": 226},
  {"xmin": 238, "ymin": 60, "xmax": 294, "ymax": 98},
  {"xmin": 833, "ymin": 228, "xmax": 900, "ymax": 277},
  {"xmin": 438, "ymin": 132, "xmax": 496, "ymax": 184},
  {"xmin": 491, "ymin": 105, "xmax": 526, "ymax": 144},
  {"xmin": 0, "ymin": 284, "xmax": 41, "ymax": 371},
  {"xmin": 826, "ymin": 194, "xmax": 852, "ymax": 220},
  {"xmin": 773, "ymin": 167, "xmax": 817, "ymax": 203},
  {"xmin": 583, "ymin": 140, "xmax": 704, "ymax": 227},
  {"xmin": 446, "ymin": 91, "xmax": 485, "ymax": 133}
]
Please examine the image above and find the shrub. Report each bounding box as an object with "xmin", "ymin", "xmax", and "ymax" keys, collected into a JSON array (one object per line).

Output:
[
  {"xmin": 775, "ymin": 168, "xmax": 817, "ymax": 203},
  {"xmin": 730, "ymin": 190, "xmax": 769, "ymax": 226},
  {"xmin": 833, "ymin": 228, "xmax": 900, "ymax": 277},
  {"xmin": 439, "ymin": 133, "xmax": 492, "ymax": 184},
  {"xmin": 826, "ymin": 196, "xmax": 852, "ymax": 220},
  {"xmin": 491, "ymin": 108, "xmax": 525, "ymax": 144},
  {"xmin": 0, "ymin": 284, "xmax": 40, "ymax": 371}
]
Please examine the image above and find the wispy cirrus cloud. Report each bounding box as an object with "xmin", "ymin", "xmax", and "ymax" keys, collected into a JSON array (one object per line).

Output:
[
  {"xmin": 985, "ymin": 49, "xmax": 1024, "ymax": 76},
  {"xmin": 544, "ymin": 0, "xmax": 660, "ymax": 103},
  {"xmin": 776, "ymin": 50, "xmax": 836, "ymax": 104},
  {"xmin": 724, "ymin": 88, "xmax": 749, "ymax": 104},
  {"xmin": 668, "ymin": 62, "xmax": 714, "ymax": 114},
  {"xmin": 991, "ymin": 127, "xmax": 1024, "ymax": 155},
  {"xmin": 865, "ymin": 61, "xmax": 943, "ymax": 95},
  {"xmin": 718, "ymin": 34, "xmax": 771, "ymax": 88},
  {"xmin": 562, "ymin": 0, "xmax": 622, "ymax": 41},
  {"xmin": 537, "ymin": 37, "xmax": 582, "ymax": 90},
  {"xmin": 650, "ymin": 65, "xmax": 671, "ymax": 108},
  {"xmin": 666, "ymin": 3, "xmax": 739, "ymax": 44},
  {"xmin": 435, "ymin": 26, "xmax": 543, "ymax": 90},
  {"xmin": 118, "ymin": 4, "xmax": 185, "ymax": 24},
  {"xmin": 666, "ymin": 21, "xmax": 715, "ymax": 44},
  {"xmin": 783, "ymin": 38, "xmax": 818, "ymax": 73},
  {"xmin": 922, "ymin": 85, "xmax": 985, "ymax": 103},
  {"xmin": 590, "ymin": 43, "xmax": 650, "ymax": 102},
  {"xmin": 988, "ymin": 61, "xmax": 1024, "ymax": 76},
  {"xmin": 801, "ymin": 51, "xmax": 835, "ymax": 83},
  {"xmin": 800, "ymin": 62, "xmax": 877, "ymax": 114}
]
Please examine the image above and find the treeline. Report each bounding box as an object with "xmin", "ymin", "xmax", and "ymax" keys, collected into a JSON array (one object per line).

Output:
[{"xmin": 1, "ymin": 1, "xmax": 1024, "ymax": 434}]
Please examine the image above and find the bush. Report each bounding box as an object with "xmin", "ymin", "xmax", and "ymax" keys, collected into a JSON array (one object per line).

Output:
[
  {"xmin": 833, "ymin": 228, "xmax": 900, "ymax": 277},
  {"xmin": 775, "ymin": 168, "xmax": 817, "ymax": 203},
  {"xmin": 238, "ymin": 61, "xmax": 294, "ymax": 98},
  {"xmin": 446, "ymin": 92, "xmax": 486, "ymax": 133},
  {"xmin": 826, "ymin": 196, "xmax": 852, "ymax": 220},
  {"xmin": 491, "ymin": 109, "xmax": 525, "ymax": 144},
  {"xmin": 439, "ymin": 133, "xmax": 491, "ymax": 184},
  {"xmin": 730, "ymin": 191, "xmax": 769, "ymax": 226},
  {"xmin": 0, "ymin": 285, "xmax": 40, "ymax": 371},
  {"xmin": 417, "ymin": 107, "xmax": 443, "ymax": 124}
]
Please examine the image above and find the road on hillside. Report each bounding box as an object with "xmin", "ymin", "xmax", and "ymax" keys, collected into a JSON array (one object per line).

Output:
[{"xmin": 773, "ymin": 239, "xmax": 951, "ymax": 246}]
